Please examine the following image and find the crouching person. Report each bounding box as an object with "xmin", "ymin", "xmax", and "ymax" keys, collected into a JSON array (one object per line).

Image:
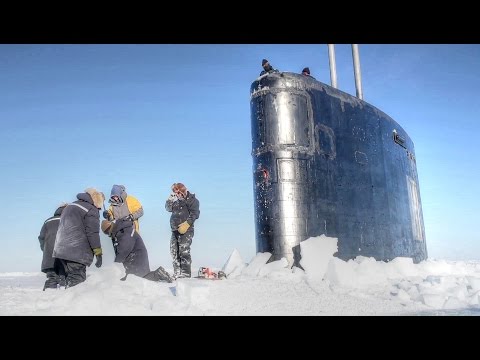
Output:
[
  {"xmin": 53, "ymin": 188, "xmax": 104, "ymax": 288},
  {"xmin": 101, "ymin": 218, "xmax": 173, "ymax": 283}
]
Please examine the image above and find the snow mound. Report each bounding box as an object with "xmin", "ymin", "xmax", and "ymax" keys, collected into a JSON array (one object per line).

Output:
[
  {"xmin": 222, "ymin": 248, "xmax": 245, "ymax": 276},
  {"xmin": 300, "ymin": 235, "xmax": 338, "ymax": 281}
]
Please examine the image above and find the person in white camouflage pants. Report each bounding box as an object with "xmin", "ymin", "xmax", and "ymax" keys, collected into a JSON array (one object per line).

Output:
[{"xmin": 165, "ymin": 183, "xmax": 200, "ymax": 278}]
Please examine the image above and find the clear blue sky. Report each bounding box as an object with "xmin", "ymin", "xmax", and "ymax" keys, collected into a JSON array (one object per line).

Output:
[{"xmin": 1, "ymin": 44, "xmax": 479, "ymax": 272}]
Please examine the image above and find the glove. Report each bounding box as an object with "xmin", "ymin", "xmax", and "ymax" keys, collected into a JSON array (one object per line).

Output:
[
  {"xmin": 95, "ymin": 255, "xmax": 102, "ymax": 268},
  {"xmin": 93, "ymin": 247, "xmax": 103, "ymax": 256},
  {"xmin": 124, "ymin": 214, "xmax": 134, "ymax": 221},
  {"xmin": 103, "ymin": 210, "xmax": 113, "ymax": 221},
  {"xmin": 168, "ymin": 193, "xmax": 178, "ymax": 202},
  {"xmin": 177, "ymin": 221, "xmax": 190, "ymax": 234}
]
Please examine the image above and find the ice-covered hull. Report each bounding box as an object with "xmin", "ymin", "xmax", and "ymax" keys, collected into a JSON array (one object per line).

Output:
[{"xmin": 250, "ymin": 72, "xmax": 427, "ymax": 267}]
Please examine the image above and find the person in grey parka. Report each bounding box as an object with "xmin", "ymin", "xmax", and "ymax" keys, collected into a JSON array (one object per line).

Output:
[
  {"xmin": 38, "ymin": 203, "xmax": 67, "ymax": 290},
  {"xmin": 101, "ymin": 218, "xmax": 173, "ymax": 282},
  {"xmin": 165, "ymin": 182, "xmax": 200, "ymax": 279},
  {"xmin": 103, "ymin": 184, "xmax": 144, "ymax": 233},
  {"xmin": 53, "ymin": 188, "xmax": 104, "ymax": 288}
]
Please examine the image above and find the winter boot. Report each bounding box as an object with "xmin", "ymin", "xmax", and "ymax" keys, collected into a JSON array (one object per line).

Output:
[
  {"xmin": 43, "ymin": 271, "xmax": 60, "ymax": 290},
  {"xmin": 178, "ymin": 272, "xmax": 191, "ymax": 279},
  {"xmin": 154, "ymin": 266, "xmax": 174, "ymax": 283}
]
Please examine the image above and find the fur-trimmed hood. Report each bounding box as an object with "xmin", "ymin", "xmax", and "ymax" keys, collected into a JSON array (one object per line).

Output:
[
  {"xmin": 84, "ymin": 188, "xmax": 105, "ymax": 209},
  {"xmin": 101, "ymin": 218, "xmax": 134, "ymax": 237},
  {"xmin": 101, "ymin": 220, "xmax": 113, "ymax": 235}
]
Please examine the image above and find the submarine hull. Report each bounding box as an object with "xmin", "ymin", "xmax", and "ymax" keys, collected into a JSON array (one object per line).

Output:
[{"xmin": 250, "ymin": 73, "xmax": 427, "ymax": 267}]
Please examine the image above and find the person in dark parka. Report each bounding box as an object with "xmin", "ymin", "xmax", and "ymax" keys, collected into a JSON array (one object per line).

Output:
[
  {"xmin": 165, "ymin": 182, "xmax": 200, "ymax": 278},
  {"xmin": 259, "ymin": 59, "xmax": 279, "ymax": 76},
  {"xmin": 101, "ymin": 218, "xmax": 173, "ymax": 282},
  {"xmin": 53, "ymin": 188, "xmax": 104, "ymax": 288},
  {"xmin": 301, "ymin": 67, "xmax": 316, "ymax": 80},
  {"xmin": 38, "ymin": 203, "xmax": 67, "ymax": 290}
]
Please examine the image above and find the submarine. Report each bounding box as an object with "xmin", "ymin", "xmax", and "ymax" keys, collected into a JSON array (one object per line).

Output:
[{"xmin": 250, "ymin": 45, "xmax": 427, "ymax": 267}]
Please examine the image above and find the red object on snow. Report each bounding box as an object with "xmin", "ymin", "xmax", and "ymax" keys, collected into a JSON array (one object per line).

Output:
[{"xmin": 199, "ymin": 267, "xmax": 217, "ymax": 279}]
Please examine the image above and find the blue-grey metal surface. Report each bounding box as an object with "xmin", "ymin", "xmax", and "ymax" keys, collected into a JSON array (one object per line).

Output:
[{"xmin": 250, "ymin": 72, "xmax": 427, "ymax": 267}]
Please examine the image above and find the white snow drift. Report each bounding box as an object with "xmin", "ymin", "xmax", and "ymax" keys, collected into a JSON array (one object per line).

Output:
[{"xmin": 1, "ymin": 235, "xmax": 480, "ymax": 315}]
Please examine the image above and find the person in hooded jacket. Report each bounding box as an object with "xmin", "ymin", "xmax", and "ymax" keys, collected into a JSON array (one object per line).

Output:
[
  {"xmin": 165, "ymin": 183, "xmax": 200, "ymax": 278},
  {"xmin": 301, "ymin": 67, "xmax": 316, "ymax": 80},
  {"xmin": 101, "ymin": 218, "xmax": 173, "ymax": 282},
  {"xmin": 53, "ymin": 188, "xmax": 104, "ymax": 288},
  {"xmin": 103, "ymin": 184, "xmax": 143, "ymax": 232},
  {"xmin": 259, "ymin": 59, "xmax": 279, "ymax": 76},
  {"xmin": 38, "ymin": 203, "xmax": 67, "ymax": 290}
]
